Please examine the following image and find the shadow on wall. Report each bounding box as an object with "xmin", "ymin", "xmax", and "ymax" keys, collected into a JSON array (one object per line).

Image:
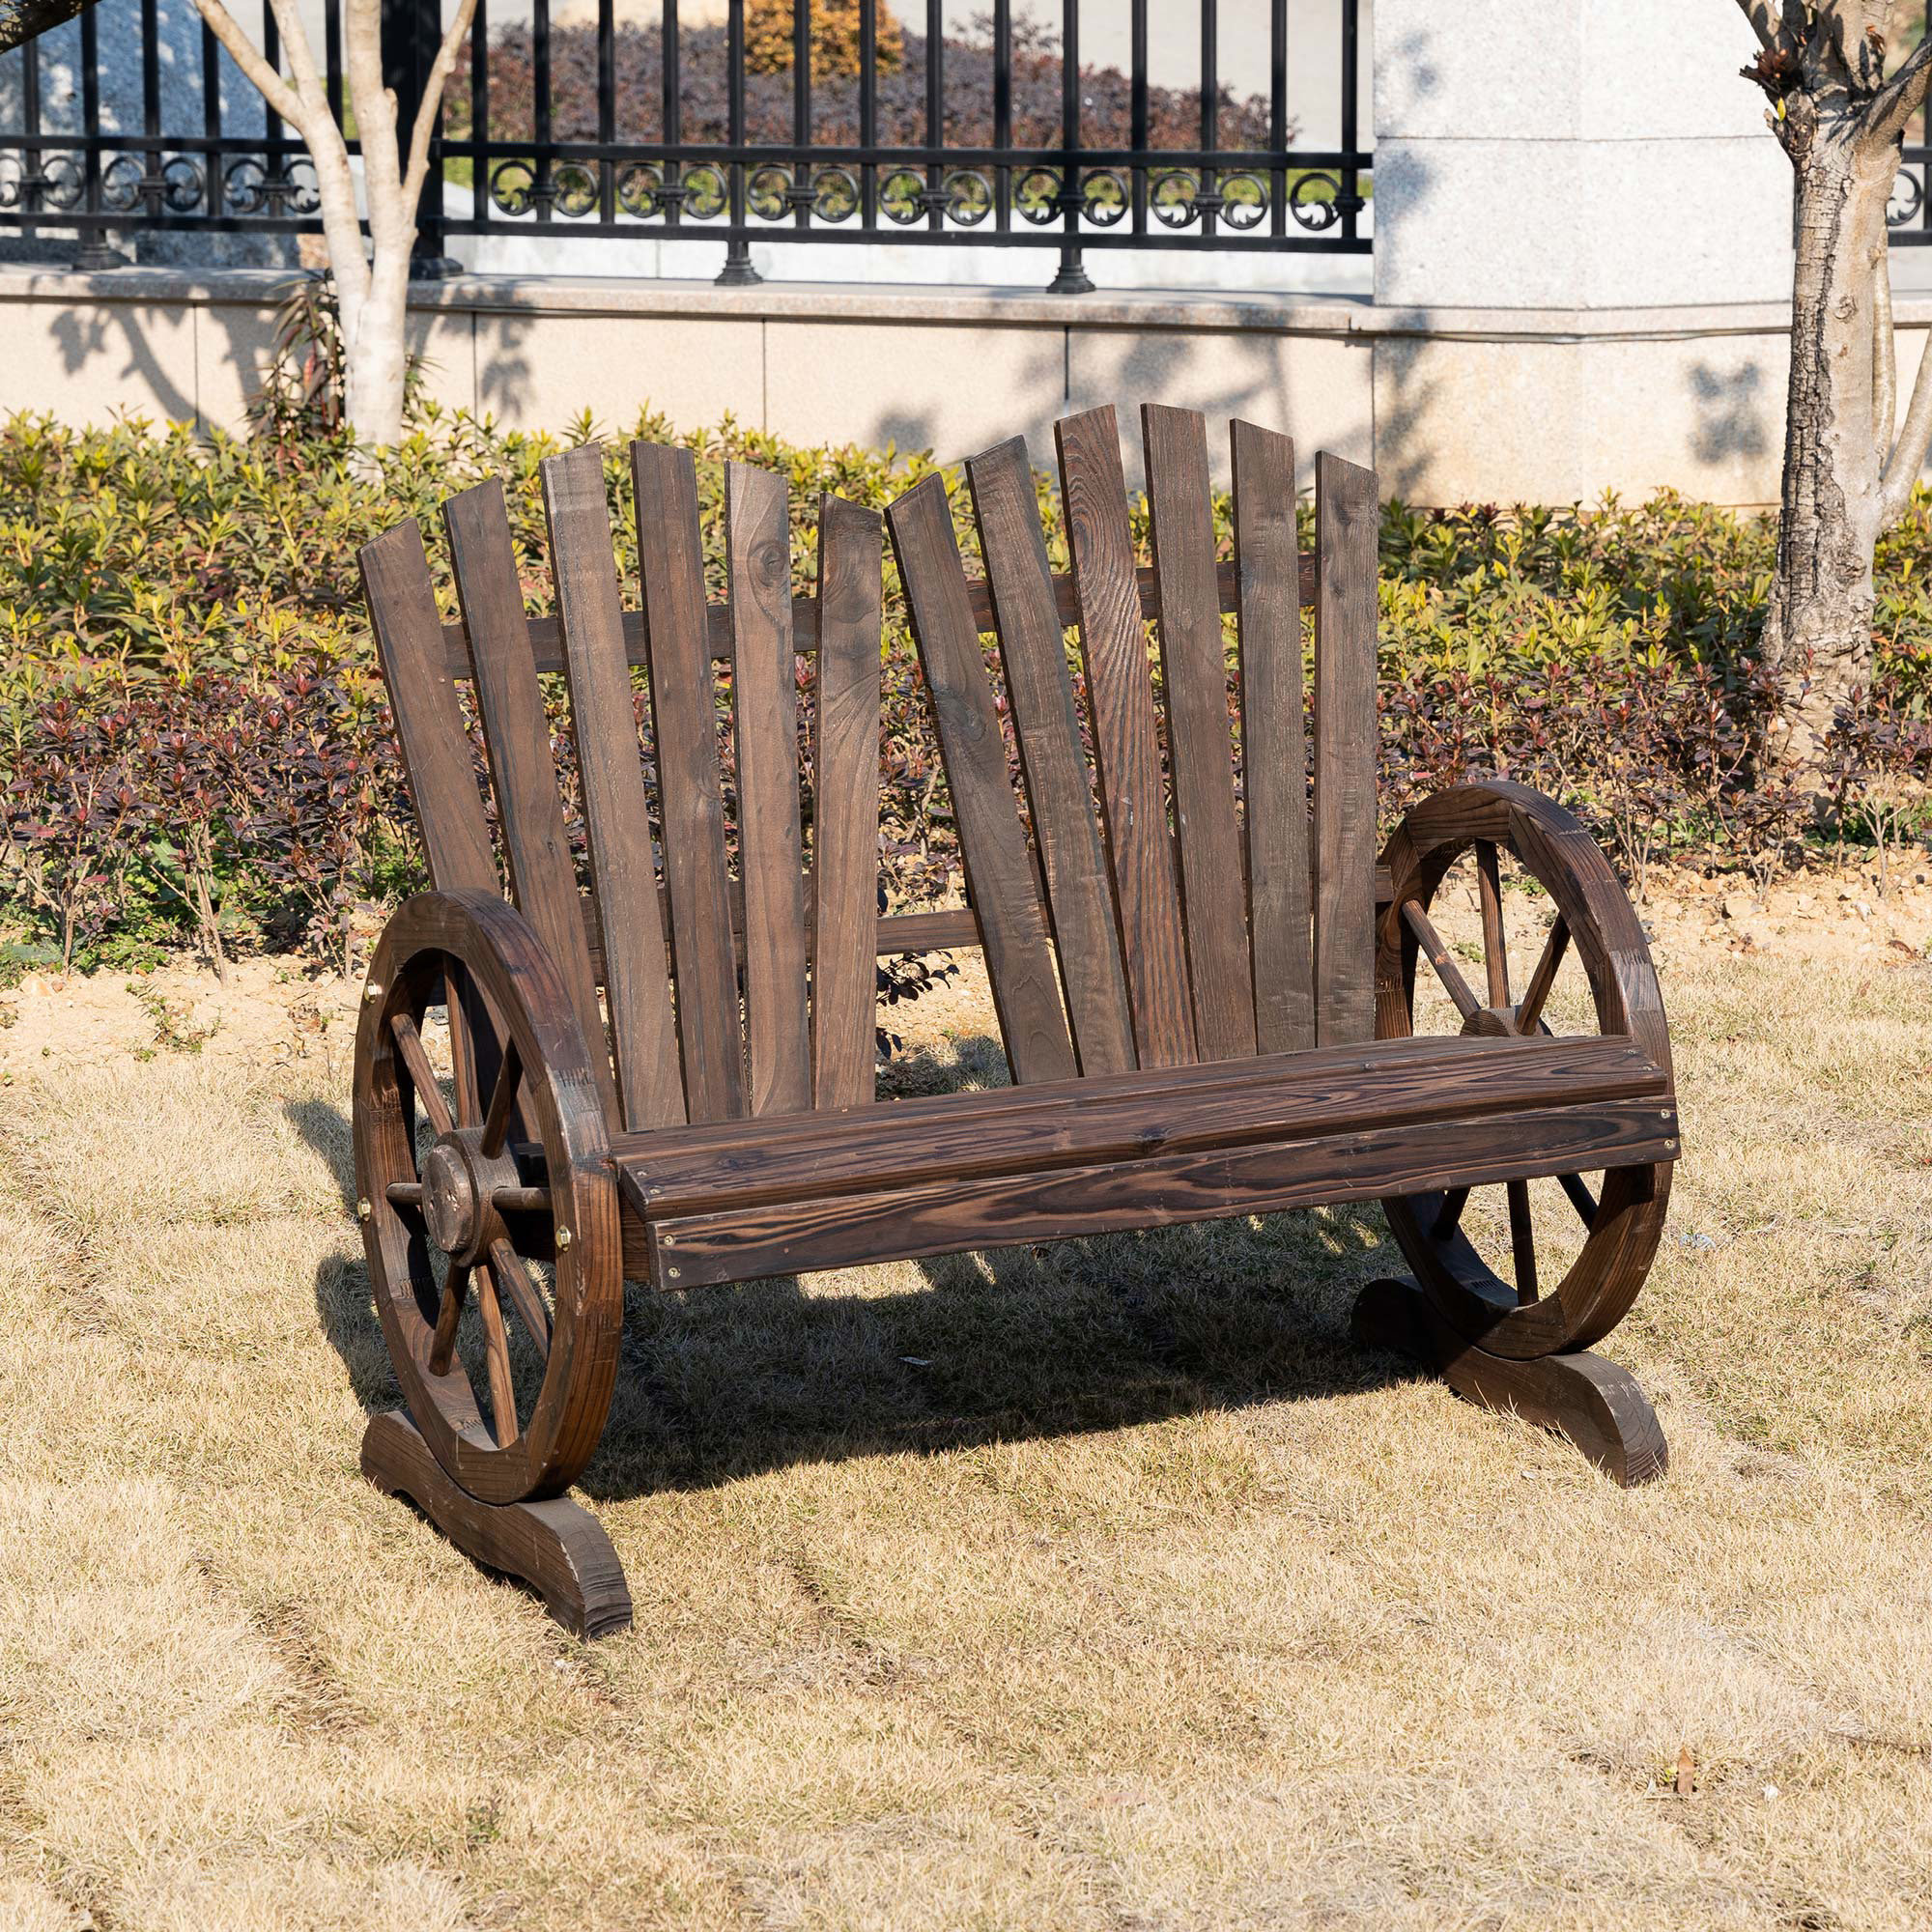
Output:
[
  {"xmin": 50, "ymin": 303, "xmax": 196, "ymax": 426},
  {"xmin": 1688, "ymin": 359, "xmax": 1771, "ymax": 467}
]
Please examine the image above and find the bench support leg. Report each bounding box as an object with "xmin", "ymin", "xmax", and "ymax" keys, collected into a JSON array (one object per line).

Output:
[
  {"xmin": 1352, "ymin": 1277, "xmax": 1667, "ymax": 1487},
  {"xmin": 359, "ymin": 1409, "xmax": 634, "ymax": 1638}
]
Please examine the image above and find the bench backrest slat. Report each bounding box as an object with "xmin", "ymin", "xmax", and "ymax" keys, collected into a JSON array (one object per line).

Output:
[
  {"xmin": 1056, "ymin": 406, "xmax": 1198, "ymax": 1071},
  {"xmin": 445, "ymin": 479, "xmax": 622, "ymax": 1125},
  {"xmin": 966, "ymin": 436, "xmax": 1136, "ymax": 1080},
  {"xmin": 1143, "ymin": 404, "xmax": 1258, "ymax": 1065},
  {"xmin": 810, "ymin": 494, "xmax": 885, "ymax": 1110},
  {"xmin": 726, "ymin": 461, "xmax": 812, "ymax": 1119},
  {"xmin": 1311, "ymin": 451, "xmax": 1380, "ymax": 1046},
  {"xmin": 632, "ymin": 441, "xmax": 748, "ymax": 1124},
  {"xmin": 542, "ymin": 444, "xmax": 686, "ymax": 1131},
  {"xmin": 1232, "ymin": 418, "xmax": 1314, "ymax": 1055},
  {"xmin": 888, "ymin": 474, "xmax": 1077, "ymax": 1086}
]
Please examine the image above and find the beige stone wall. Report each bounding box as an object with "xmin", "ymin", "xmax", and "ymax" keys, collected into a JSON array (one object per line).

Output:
[{"xmin": 5, "ymin": 266, "xmax": 1917, "ymax": 507}]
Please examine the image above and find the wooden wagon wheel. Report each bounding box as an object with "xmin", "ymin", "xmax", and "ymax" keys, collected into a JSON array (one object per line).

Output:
[
  {"xmin": 1374, "ymin": 781, "xmax": 1675, "ymax": 1361},
  {"xmin": 353, "ymin": 889, "xmax": 622, "ymax": 1507}
]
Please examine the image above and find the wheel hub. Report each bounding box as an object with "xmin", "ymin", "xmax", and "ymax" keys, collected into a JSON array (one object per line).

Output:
[{"xmin": 420, "ymin": 1130, "xmax": 514, "ymax": 1264}]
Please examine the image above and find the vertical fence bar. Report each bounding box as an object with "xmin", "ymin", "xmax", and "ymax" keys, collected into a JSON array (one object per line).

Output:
[
  {"xmin": 20, "ymin": 31, "xmax": 41, "ymax": 240},
  {"xmin": 1268, "ymin": 0, "xmax": 1285, "ymax": 238},
  {"xmin": 924, "ymin": 0, "xmax": 942, "ymax": 233},
  {"xmin": 1340, "ymin": 0, "xmax": 1360, "ymax": 243},
  {"xmin": 1049, "ymin": 0, "xmax": 1090, "ymax": 291},
  {"xmin": 792, "ymin": 0, "xmax": 810, "ymax": 229},
  {"xmin": 470, "ymin": 0, "xmax": 489, "ymax": 228},
  {"xmin": 859, "ymin": 0, "xmax": 876, "ymax": 234},
  {"xmin": 662, "ymin": 0, "xmax": 681, "ymax": 229},
  {"xmin": 74, "ymin": 0, "xmax": 118, "ymax": 267},
  {"xmin": 598, "ymin": 0, "xmax": 615, "ymax": 223},
  {"xmin": 993, "ymin": 0, "xmax": 1010, "ymax": 235},
  {"xmin": 1199, "ymin": 0, "xmax": 1217, "ymax": 241},
  {"xmin": 202, "ymin": 14, "xmax": 221, "ymax": 223},
  {"xmin": 718, "ymin": 0, "xmax": 758, "ymax": 279},
  {"xmin": 262, "ymin": 1, "xmax": 283, "ymax": 188},
  {"xmin": 142, "ymin": 0, "xmax": 161, "ymax": 228},
  {"xmin": 533, "ymin": 0, "xmax": 553, "ymax": 221},
  {"xmin": 326, "ymin": 0, "xmax": 343, "ymax": 128},
  {"xmin": 1129, "ymin": 0, "xmax": 1146, "ymax": 239},
  {"xmin": 384, "ymin": 0, "xmax": 453, "ymax": 269}
]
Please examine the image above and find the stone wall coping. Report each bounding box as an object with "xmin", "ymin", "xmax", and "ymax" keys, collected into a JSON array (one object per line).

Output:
[{"xmin": 7, "ymin": 264, "xmax": 1915, "ymax": 343}]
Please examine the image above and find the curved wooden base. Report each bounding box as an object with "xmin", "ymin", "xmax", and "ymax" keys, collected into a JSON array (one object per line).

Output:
[
  {"xmin": 1352, "ymin": 1276, "xmax": 1667, "ymax": 1487},
  {"xmin": 359, "ymin": 1409, "xmax": 633, "ymax": 1638}
]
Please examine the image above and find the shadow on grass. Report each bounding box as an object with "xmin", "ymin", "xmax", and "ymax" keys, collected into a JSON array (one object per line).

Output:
[{"xmin": 287, "ymin": 1045, "xmax": 1417, "ymax": 1503}]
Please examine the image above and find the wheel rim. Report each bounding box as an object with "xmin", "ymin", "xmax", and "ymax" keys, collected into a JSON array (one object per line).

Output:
[
  {"xmin": 354, "ymin": 895, "xmax": 620, "ymax": 1504},
  {"xmin": 1376, "ymin": 783, "xmax": 1674, "ymax": 1359}
]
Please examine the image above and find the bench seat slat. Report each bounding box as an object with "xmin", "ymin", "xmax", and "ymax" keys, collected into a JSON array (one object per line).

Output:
[
  {"xmin": 541, "ymin": 444, "xmax": 687, "ymax": 1131},
  {"xmin": 633, "ymin": 440, "xmax": 747, "ymax": 1123},
  {"xmin": 967, "ymin": 435, "xmax": 1136, "ymax": 1079},
  {"xmin": 443, "ymin": 478, "xmax": 621, "ymax": 1124},
  {"xmin": 727, "ymin": 462, "xmax": 812, "ymax": 1118},
  {"xmin": 1232, "ymin": 419, "xmax": 1315, "ymax": 1055},
  {"xmin": 635, "ymin": 1094, "xmax": 1678, "ymax": 1289},
  {"xmin": 810, "ymin": 494, "xmax": 886, "ymax": 1109},
  {"xmin": 618, "ymin": 1031, "xmax": 1667, "ymax": 1221},
  {"xmin": 1144, "ymin": 404, "xmax": 1257, "ymax": 1063}
]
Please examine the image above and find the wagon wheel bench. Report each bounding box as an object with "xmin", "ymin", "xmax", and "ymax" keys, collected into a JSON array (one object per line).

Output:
[{"xmin": 352, "ymin": 406, "xmax": 1677, "ymax": 1637}]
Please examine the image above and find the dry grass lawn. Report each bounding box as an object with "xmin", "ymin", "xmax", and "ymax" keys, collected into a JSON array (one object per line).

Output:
[{"xmin": 1, "ymin": 867, "xmax": 1930, "ymax": 1930}]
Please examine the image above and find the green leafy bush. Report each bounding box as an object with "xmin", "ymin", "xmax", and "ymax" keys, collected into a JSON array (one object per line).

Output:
[{"xmin": 1, "ymin": 407, "xmax": 1927, "ymax": 974}]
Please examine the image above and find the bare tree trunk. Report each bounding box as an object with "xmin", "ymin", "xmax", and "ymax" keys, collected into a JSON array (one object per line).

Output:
[
  {"xmin": 0, "ymin": 0, "xmax": 95, "ymax": 54},
  {"xmin": 1761, "ymin": 113, "xmax": 1896, "ymax": 760}
]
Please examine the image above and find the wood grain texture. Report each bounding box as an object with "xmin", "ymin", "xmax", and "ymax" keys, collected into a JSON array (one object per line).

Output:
[
  {"xmin": 810, "ymin": 494, "xmax": 885, "ymax": 1109},
  {"xmin": 966, "ymin": 435, "xmax": 1135, "ymax": 1078},
  {"xmin": 361, "ymin": 519, "xmax": 506, "ymax": 1125},
  {"xmin": 642, "ymin": 1099, "xmax": 1679, "ymax": 1290},
  {"xmin": 726, "ymin": 462, "xmax": 812, "ymax": 1118},
  {"xmin": 1055, "ymin": 405, "xmax": 1196, "ymax": 1068},
  {"xmin": 1142, "ymin": 404, "xmax": 1256, "ymax": 1063},
  {"xmin": 361, "ymin": 1409, "xmax": 634, "ymax": 1636},
  {"xmin": 1231, "ymin": 419, "xmax": 1314, "ymax": 1055},
  {"xmin": 432, "ymin": 555, "xmax": 1325, "ymax": 677},
  {"xmin": 632, "ymin": 439, "xmax": 747, "ymax": 1122},
  {"xmin": 539, "ymin": 444, "xmax": 685, "ymax": 1132},
  {"xmin": 1312, "ymin": 450, "xmax": 1379, "ymax": 1047},
  {"xmin": 361, "ymin": 520, "xmax": 499, "ymax": 897},
  {"xmin": 1351, "ymin": 1277, "xmax": 1667, "ymax": 1487},
  {"xmin": 441, "ymin": 479, "xmax": 620, "ymax": 1123},
  {"xmin": 886, "ymin": 472, "xmax": 1076, "ymax": 1085},
  {"xmin": 618, "ymin": 1031, "xmax": 1667, "ymax": 1219}
]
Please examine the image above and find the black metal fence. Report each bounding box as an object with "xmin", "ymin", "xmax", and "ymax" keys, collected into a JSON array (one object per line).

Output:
[{"xmin": 0, "ymin": 0, "xmax": 1370, "ymax": 288}]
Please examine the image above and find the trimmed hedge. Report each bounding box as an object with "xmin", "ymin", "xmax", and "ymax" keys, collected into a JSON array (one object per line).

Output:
[{"xmin": 2, "ymin": 406, "xmax": 1928, "ymax": 975}]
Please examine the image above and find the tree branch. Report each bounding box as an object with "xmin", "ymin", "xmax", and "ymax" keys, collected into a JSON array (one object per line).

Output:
[
  {"xmin": 1879, "ymin": 325, "xmax": 1932, "ymax": 522},
  {"xmin": 191, "ymin": 0, "xmax": 309, "ymax": 130},
  {"xmin": 1736, "ymin": 0, "xmax": 1801, "ymax": 52},
  {"xmin": 1861, "ymin": 31, "xmax": 1932, "ymax": 150},
  {"xmin": 1875, "ymin": 233, "xmax": 1897, "ymax": 449},
  {"xmin": 0, "ymin": 0, "xmax": 97, "ymax": 54},
  {"xmin": 401, "ymin": 0, "xmax": 479, "ymax": 213}
]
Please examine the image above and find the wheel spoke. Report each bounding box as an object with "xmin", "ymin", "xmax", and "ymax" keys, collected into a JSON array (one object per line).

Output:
[
  {"xmin": 1431, "ymin": 1187, "xmax": 1470, "ymax": 1240},
  {"xmin": 489, "ymin": 1236, "xmax": 553, "ymax": 1359},
  {"xmin": 1559, "ymin": 1169, "xmax": 1599, "ymax": 1230},
  {"xmin": 1475, "ymin": 841, "xmax": 1510, "ymax": 1008},
  {"xmin": 1400, "ymin": 900, "xmax": 1482, "ymax": 1022},
  {"xmin": 492, "ymin": 1184, "xmax": 553, "ymax": 1216},
  {"xmin": 385, "ymin": 1179, "xmax": 424, "ymax": 1209},
  {"xmin": 389, "ymin": 1011, "xmax": 454, "ymax": 1138},
  {"xmin": 1515, "ymin": 918, "xmax": 1571, "ymax": 1037},
  {"xmin": 475, "ymin": 1263, "xmax": 520, "ymax": 1447},
  {"xmin": 479, "ymin": 1037, "xmax": 524, "ymax": 1159},
  {"xmin": 427, "ymin": 1260, "xmax": 470, "ymax": 1377},
  {"xmin": 1506, "ymin": 1179, "xmax": 1539, "ymax": 1304}
]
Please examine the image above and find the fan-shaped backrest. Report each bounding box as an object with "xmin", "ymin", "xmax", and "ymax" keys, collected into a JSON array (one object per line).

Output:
[{"xmin": 886, "ymin": 404, "xmax": 1378, "ymax": 1083}]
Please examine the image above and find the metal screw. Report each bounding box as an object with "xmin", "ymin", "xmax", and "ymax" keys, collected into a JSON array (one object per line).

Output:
[
  {"xmin": 1664, "ymin": 1139, "xmax": 1679, "ymax": 1151},
  {"xmin": 668, "ymin": 1267, "xmax": 681, "ymax": 1281},
  {"xmin": 355, "ymin": 1197, "xmax": 372, "ymax": 1221},
  {"xmin": 554, "ymin": 1226, "xmax": 573, "ymax": 1249},
  {"xmin": 363, "ymin": 980, "xmax": 383, "ymax": 1002}
]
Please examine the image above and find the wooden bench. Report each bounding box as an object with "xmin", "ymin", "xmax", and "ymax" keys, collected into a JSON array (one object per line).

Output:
[{"xmin": 351, "ymin": 406, "xmax": 1678, "ymax": 1637}]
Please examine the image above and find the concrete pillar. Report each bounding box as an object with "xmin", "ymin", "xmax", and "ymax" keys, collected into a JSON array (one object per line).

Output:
[{"xmin": 1369, "ymin": 0, "xmax": 1796, "ymax": 502}]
